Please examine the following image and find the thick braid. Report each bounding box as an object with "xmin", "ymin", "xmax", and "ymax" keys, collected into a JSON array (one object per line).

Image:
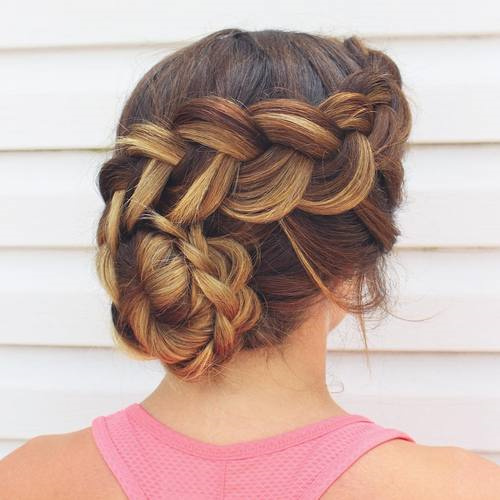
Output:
[
  {"xmin": 95, "ymin": 39, "xmax": 410, "ymax": 381},
  {"xmin": 117, "ymin": 74, "xmax": 390, "ymax": 224}
]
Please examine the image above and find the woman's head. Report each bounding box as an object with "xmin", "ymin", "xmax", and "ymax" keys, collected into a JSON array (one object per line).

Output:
[{"xmin": 95, "ymin": 28, "xmax": 412, "ymax": 382}]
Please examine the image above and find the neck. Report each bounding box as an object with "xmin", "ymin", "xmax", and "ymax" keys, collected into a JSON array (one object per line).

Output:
[{"xmin": 141, "ymin": 297, "xmax": 349, "ymax": 441}]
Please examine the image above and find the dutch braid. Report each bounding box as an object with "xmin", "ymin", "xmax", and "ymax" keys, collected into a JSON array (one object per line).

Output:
[{"xmin": 95, "ymin": 30, "xmax": 411, "ymax": 381}]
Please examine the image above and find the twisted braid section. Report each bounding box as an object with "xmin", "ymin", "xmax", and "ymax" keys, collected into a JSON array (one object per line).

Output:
[
  {"xmin": 110, "ymin": 71, "xmax": 392, "ymax": 225},
  {"xmin": 110, "ymin": 212, "xmax": 262, "ymax": 380},
  {"xmin": 96, "ymin": 70, "xmax": 400, "ymax": 380}
]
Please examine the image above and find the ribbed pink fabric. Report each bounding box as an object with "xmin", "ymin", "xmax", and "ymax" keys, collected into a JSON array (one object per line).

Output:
[{"xmin": 91, "ymin": 403, "xmax": 415, "ymax": 499}]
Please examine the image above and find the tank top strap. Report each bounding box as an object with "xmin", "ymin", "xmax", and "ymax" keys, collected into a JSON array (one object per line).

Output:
[
  {"xmin": 301, "ymin": 421, "xmax": 415, "ymax": 499},
  {"xmin": 92, "ymin": 409, "xmax": 147, "ymax": 500}
]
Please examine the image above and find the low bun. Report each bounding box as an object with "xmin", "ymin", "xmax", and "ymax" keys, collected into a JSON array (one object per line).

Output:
[
  {"xmin": 112, "ymin": 222, "xmax": 261, "ymax": 381},
  {"xmin": 95, "ymin": 29, "xmax": 412, "ymax": 381}
]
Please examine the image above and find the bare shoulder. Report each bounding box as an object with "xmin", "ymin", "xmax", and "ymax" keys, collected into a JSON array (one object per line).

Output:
[
  {"xmin": 0, "ymin": 427, "xmax": 126, "ymax": 500},
  {"xmin": 321, "ymin": 439, "xmax": 500, "ymax": 500}
]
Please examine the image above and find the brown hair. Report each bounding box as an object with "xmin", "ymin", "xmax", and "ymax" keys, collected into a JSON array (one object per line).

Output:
[{"xmin": 95, "ymin": 28, "xmax": 412, "ymax": 382}]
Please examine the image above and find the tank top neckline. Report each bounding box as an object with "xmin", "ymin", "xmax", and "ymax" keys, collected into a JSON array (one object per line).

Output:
[{"xmin": 125, "ymin": 402, "xmax": 373, "ymax": 460}]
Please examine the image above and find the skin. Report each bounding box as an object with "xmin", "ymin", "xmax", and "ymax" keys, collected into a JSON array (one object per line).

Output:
[{"xmin": 1, "ymin": 295, "xmax": 499, "ymax": 499}]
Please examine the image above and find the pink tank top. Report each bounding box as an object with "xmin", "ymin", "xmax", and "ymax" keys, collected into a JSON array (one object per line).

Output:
[{"xmin": 91, "ymin": 403, "xmax": 415, "ymax": 499}]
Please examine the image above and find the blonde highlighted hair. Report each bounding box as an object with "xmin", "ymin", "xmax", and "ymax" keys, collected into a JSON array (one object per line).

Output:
[{"xmin": 95, "ymin": 29, "xmax": 412, "ymax": 382}]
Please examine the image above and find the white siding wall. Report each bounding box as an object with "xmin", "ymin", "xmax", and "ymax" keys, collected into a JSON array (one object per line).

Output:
[{"xmin": 1, "ymin": 0, "xmax": 499, "ymax": 465}]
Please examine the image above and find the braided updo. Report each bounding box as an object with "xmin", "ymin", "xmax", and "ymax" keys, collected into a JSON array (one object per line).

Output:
[{"xmin": 95, "ymin": 29, "xmax": 412, "ymax": 382}]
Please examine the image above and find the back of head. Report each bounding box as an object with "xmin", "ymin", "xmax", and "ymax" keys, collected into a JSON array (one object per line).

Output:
[{"xmin": 95, "ymin": 28, "xmax": 412, "ymax": 382}]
